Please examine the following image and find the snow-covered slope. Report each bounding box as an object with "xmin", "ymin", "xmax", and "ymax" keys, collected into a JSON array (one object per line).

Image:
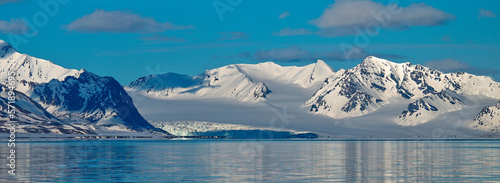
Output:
[
  {"xmin": 0, "ymin": 40, "xmax": 82, "ymax": 92},
  {"xmin": 126, "ymin": 59, "xmax": 335, "ymax": 102},
  {"xmin": 471, "ymin": 101, "xmax": 500, "ymax": 132},
  {"xmin": 0, "ymin": 85, "xmax": 95, "ymax": 134},
  {"xmin": 0, "ymin": 40, "xmax": 169, "ymax": 135},
  {"xmin": 235, "ymin": 60, "xmax": 336, "ymax": 88},
  {"xmin": 126, "ymin": 64, "xmax": 272, "ymax": 102},
  {"xmin": 305, "ymin": 56, "xmax": 500, "ymax": 124}
]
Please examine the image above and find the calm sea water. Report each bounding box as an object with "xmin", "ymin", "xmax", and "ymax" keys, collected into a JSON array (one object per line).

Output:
[{"xmin": 1, "ymin": 140, "xmax": 499, "ymax": 182}]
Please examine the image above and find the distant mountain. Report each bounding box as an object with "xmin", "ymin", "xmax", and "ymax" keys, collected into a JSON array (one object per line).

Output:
[
  {"xmin": 305, "ymin": 56, "xmax": 500, "ymax": 124},
  {"xmin": 126, "ymin": 60, "xmax": 335, "ymax": 101},
  {"xmin": 0, "ymin": 40, "xmax": 169, "ymax": 135},
  {"xmin": 127, "ymin": 65, "xmax": 272, "ymax": 102},
  {"xmin": 471, "ymin": 101, "xmax": 500, "ymax": 132},
  {"xmin": 128, "ymin": 56, "xmax": 500, "ymax": 136}
]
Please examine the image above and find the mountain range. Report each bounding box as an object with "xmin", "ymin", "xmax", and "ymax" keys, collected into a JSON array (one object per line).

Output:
[
  {"xmin": 1, "ymin": 40, "xmax": 498, "ymax": 138},
  {"xmin": 126, "ymin": 56, "xmax": 500, "ymax": 137}
]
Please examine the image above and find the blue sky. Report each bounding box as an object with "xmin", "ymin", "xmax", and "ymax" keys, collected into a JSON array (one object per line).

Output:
[{"xmin": 0, "ymin": 0, "xmax": 499, "ymax": 84}]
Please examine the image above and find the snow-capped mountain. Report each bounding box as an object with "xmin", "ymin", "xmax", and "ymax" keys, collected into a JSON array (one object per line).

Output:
[
  {"xmin": 126, "ymin": 59, "xmax": 335, "ymax": 101},
  {"xmin": 305, "ymin": 56, "xmax": 500, "ymax": 124},
  {"xmin": 0, "ymin": 40, "xmax": 168, "ymax": 135},
  {"xmin": 29, "ymin": 72, "xmax": 162, "ymax": 132},
  {"xmin": 471, "ymin": 101, "xmax": 500, "ymax": 132},
  {"xmin": 127, "ymin": 64, "xmax": 272, "ymax": 102},
  {"xmin": 128, "ymin": 56, "xmax": 500, "ymax": 134},
  {"xmin": 125, "ymin": 56, "xmax": 500, "ymax": 137},
  {"xmin": 0, "ymin": 85, "xmax": 94, "ymax": 134}
]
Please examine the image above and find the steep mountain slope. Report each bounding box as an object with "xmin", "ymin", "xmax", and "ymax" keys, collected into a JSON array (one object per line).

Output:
[
  {"xmin": 471, "ymin": 101, "xmax": 500, "ymax": 132},
  {"xmin": 0, "ymin": 40, "xmax": 168, "ymax": 135},
  {"xmin": 0, "ymin": 40, "xmax": 82, "ymax": 92},
  {"xmin": 395, "ymin": 90, "xmax": 465, "ymax": 126},
  {"xmin": 126, "ymin": 59, "xmax": 335, "ymax": 102},
  {"xmin": 0, "ymin": 85, "xmax": 94, "ymax": 134},
  {"xmin": 305, "ymin": 56, "xmax": 500, "ymax": 124},
  {"xmin": 30, "ymin": 72, "xmax": 161, "ymax": 132}
]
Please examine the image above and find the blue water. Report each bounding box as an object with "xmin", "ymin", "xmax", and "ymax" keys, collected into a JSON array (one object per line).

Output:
[{"xmin": 1, "ymin": 140, "xmax": 499, "ymax": 182}]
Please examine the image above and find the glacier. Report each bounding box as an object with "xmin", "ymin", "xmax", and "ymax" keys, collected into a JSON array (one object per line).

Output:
[{"xmin": 150, "ymin": 121, "xmax": 318, "ymax": 139}]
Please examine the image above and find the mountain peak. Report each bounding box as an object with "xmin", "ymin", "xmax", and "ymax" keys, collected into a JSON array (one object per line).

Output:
[
  {"xmin": 0, "ymin": 40, "xmax": 13, "ymax": 49},
  {"xmin": 361, "ymin": 56, "xmax": 390, "ymax": 65},
  {"xmin": 0, "ymin": 40, "xmax": 17, "ymax": 56},
  {"xmin": 315, "ymin": 59, "xmax": 334, "ymax": 71}
]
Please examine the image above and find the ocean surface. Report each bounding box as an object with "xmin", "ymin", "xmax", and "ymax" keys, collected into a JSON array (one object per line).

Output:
[{"xmin": 1, "ymin": 140, "xmax": 499, "ymax": 182}]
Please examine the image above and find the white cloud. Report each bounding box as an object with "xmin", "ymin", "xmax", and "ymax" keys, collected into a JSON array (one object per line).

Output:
[
  {"xmin": 279, "ymin": 11, "xmax": 290, "ymax": 19},
  {"xmin": 65, "ymin": 9, "xmax": 193, "ymax": 33},
  {"xmin": 0, "ymin": 18, "xmax": 27, "ymax": 34},
  {"xmin": 274, "ymin": 28, "xmax": 312, "ymax": 36},
  {"xmin": 310, "ymin": 0, "xmax": 454, "ymax": 36},
  {"xmin": 0, "ymin": 0, "xmax": 20, "ymax": 5},
  {"xmin": 479, "ymin": 9, "xmax": 497, "ymax": 19}
]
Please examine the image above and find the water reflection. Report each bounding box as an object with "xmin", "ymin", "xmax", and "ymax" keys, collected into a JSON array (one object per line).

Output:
[{"xmin": 0, "ymin": 140, "xmax": 499, "ymax": 182}]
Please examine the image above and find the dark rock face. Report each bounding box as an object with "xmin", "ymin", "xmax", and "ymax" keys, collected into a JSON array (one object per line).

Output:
[
  {"xmin": 31, "ymin": 71, "xmax": 159, "ymax": 131},
  {"xmin": 0, "ymin": 85, "xmax": 94, "ymax": 134},
  {"xmin": 398, "ymin": 90, "xmax": 464, "ymax": 122},
  {"xmin": 400, "ymin": 99, "xmax": 438, "ymax": 118},
  {"xmin": 253, "ymin": 82, "xmax": 271, "ymax": 98},
  {"xmin": 128, "ymin": 72, "xmax": 201, "ymax": 92},
  {"xmin": 472, "ymin": 101, "xmax": 500, "ymax": 132}
]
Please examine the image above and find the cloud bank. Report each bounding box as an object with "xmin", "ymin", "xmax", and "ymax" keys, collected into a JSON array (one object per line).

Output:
[
  {"xmin": 278, "ymin": 0, "xmax": 455, "ymax": 37},
  {"xmin": 65, "ymin": 9, "xmax": 193, "ymax": 33},
  {"xmin": 424, "ymin": 59, "xmax": 499, "ymax": 76},
  {"xmin": 0, "ymin": 18, "xmax": 26, "ymax": 34},
  {"xmin": 238, "ymin": 46, "xmax": 404, "ymax": 62}
]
